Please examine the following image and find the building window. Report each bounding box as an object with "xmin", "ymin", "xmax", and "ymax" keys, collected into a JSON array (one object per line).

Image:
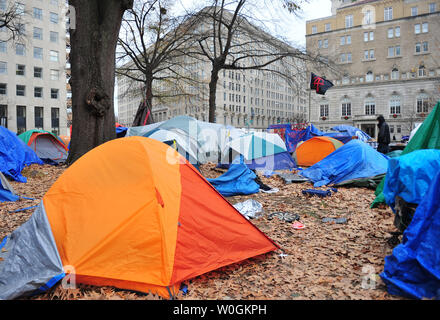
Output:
[
  {"xmin": 0, "ymin": 104, "xmax": 7, "ymax": 128},
  {"xmin": 340, "ymin": 53, "xmax": 346, "ymax": 63},
  {"xmin": 320, "ymin": 104, "xmax": 329, "ymax": 117},
  {"xmin": 33, "ymin": 27, "xmax": 43, "ymax": 40},
  {"xmin": 16, "ymin": 64, "xmax": 25, "ymax": 76},
  {"xmin": 16, "ymin": 106, "xmax": 26, "ymax": 134},
  {"xmin": 318, "ymin": 40, "xmax": 322, "ymax": 48},
  {"xmin": 15, "ymin": 43, "xmax": 25, "ymax": 56},
  {"xmin": 51, "ymin": 88, "xmax": 59, "ymax": 99},
  {"xmin": 50, "ymin": 12, "xmax": 59, "ymax": 24},
  {"xmin": 364, "ymin": 9, "xmax": 372, "ymax": 25},
  {"xmin": 390, "ymin": 96, "xmax": 401, "ymax": 114},
  {"xmin": 365, "ymin": 100, "xmax": 376, "ymax": 115},
  {"xmin": 418, "ymin": 66, "xmax": 426, "ymax": 77},
  {"xmin": 325, "ymin": 23, "xmax": 331, "ymax": 31},
  {"xmin": 422, "ymin": 22, "xmax": 428, "ymax": 33},
  {"xmin": 415, "ymin": 42, "xmax": 421, "ymax": 53},
  {"xmin": 366, "ymin": 71, "xmax": 373, "ymax": 82},
  {"xmin": 34, "ymin": 87, "xmax": 43, "ymax": 98},
  {"xmin": 0, "ymin": 41, "xmax": 6, "ymax": 53},
  {"xmin": 391, "ymin": 68, "xmax": 399, "ymax": 80},
  {"xmin": 34, "ymin": 67, "xmax": 43, "ymax": 78},
  {"xmin": 384, "ymin": 7, "xmax": 393, "ymax": 21},
  {"xmin": 33, "ymin": 7, "xmax": 43, "ymax": 19},
  {"xmin": 51, "ymin": 108, "xmax": 60, "ymax": 135},
  {"xmin": 396, "ymin": 125, "xmax": 401, "ymax": 134},
  {"xmin": 347, "ymin": 52, "xmax": 352, "ymax": 62},
  {"xmin": 49, "ymin": 50, "xmax": 59, "ymax": 62},
  {"xmin": 423, "ymin": 41, "xmax": 429, "ymax": 52},
  {"xmin": 16, "ymin": 85, "xmax": 25, "ymax": 96},
  {"xmin": 0, "ymin": 83, "xmax": 6, "ymax": 95},
  {"xmin": 50, "ymin": 31, "xmax": 59, "ymax": 43},
  {"xmin": 417, "ymin": 94, "xmax": 429, "ymax": 113},
  {"xmin": 34, "ymin": 107, "xmax": 44, "ymax": 130},
  {"xmin": 0, "ymin": 61, "xmax": 6, "ymax": 74},
  {"xmin": 15, "ymin": 3, "xmax": 25, "ymax": 15},
  {"xmin": 364, "ymin": 32, "xmax": 368, "ymax": 42},
  {"xmin": 369, "ymin": 49, "xmax": 374, "ymax": 59},
  {"xmin": 395, "ymin": 26, "xmax": 400, "ymax": 37},
  {"xmin": 34, "ymin": 47, "xmax": 43, "ymax": 60},
  {"xmin": 415, "ymin": 24, "xmax": 421, "ymax": 34},
  {"xmin": 342, "ymin": 101, "xmax": 351, "ymax": 116},
  {"xmin": 411, "ymin": 6, "xmax": 418, "ymax": 16},
  {"xmin": 50, "ymin": 69, "xmax": 60, "ymax": 80},
  {"xmin": 346, "ymin": 35, "xmax": 351, "ymax": 44},
  {"xmin": 429, "ymin": 3, "xmax": 436, "ymax": 13},
  {"xmin": 312, "ymin": 25, "xmax": 317, "ymax": 34},
  {"xmin": 387, "ymin": 28, "xmax": 393, "ymax": 38},
  {"xmin": 323, "ymin": 39, "xmax": 328, "ymax": 48},
  {"xmin": 345, "ymin": 15, "xmax": 353, "ymax": 28}
]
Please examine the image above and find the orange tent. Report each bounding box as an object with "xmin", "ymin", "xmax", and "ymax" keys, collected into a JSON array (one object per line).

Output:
[
  {"xmin": 58, "ymin": 135, "xmax": 71, "ymax": 148},
  {"xmin": 293, "ymin": 136, "xmax": 344, "ymax": 167},
  {"xmin": 41, "ymin": 137, "xmax": 278, "ymax": 298}
]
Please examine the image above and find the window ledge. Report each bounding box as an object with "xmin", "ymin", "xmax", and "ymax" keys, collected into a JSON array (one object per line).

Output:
[
  {"xmin": 362, "ymin": 58, "xmax": 376, "ymax": 62},
  {"xmin": 414, "ymin": 52, "xmax": 430, "ymax": 56},
  {"xmin": 387, "ymin": 55, "xmax": 402, "ymax": 59}
]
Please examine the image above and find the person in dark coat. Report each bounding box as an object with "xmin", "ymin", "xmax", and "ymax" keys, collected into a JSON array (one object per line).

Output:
[{"xmin": 377, "ymin": 115, "xmax": 391, "ymax": 154}]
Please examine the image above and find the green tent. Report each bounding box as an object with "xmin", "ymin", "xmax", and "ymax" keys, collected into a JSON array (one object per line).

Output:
[{"xmin": 371, "ymin": 101, "xmax": 440, "ymax": 208}]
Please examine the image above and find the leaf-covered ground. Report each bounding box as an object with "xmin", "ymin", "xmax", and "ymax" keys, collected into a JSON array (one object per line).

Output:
[{"xmin": 0, "ymin": 163, "xmax": 404, "ymax": 300}]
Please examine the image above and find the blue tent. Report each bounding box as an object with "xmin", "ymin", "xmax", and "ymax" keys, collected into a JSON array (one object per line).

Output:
[
  {"xmin": 331, "ymin": 125, "xmax": 372, "ymax": 142},
  {"xmin": 383, "ymin": 149, "xmax": 440, "ymax": 211},
  {"xmin": 207, "ymin": 161, "xmax": 260, "ymax": 197},
  {"xmin": 310, "ymin": 124, "xmax": 354, "ymax": 144},
  {"xmin": 217, "ymin": 151, "xmax": 296, "ymax": 171},
  {"xmin": 0, "ymin": 126, "xmax": 43, "ymax": 183},
  {"xmin": 299, "ymin": 140, "xmax": 389, "ymax": 187},
  {"xmin": 381, "ymin": 171, "xmax": 440, "ymax": 299}
]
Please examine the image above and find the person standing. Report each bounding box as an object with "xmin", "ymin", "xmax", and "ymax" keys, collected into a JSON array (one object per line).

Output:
[{"xmin": 377, "ymin": 115, "xmax": 391, "ymax": 154}]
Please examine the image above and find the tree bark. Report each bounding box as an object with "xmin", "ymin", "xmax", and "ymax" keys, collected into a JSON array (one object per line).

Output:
[
  {"xmin": 132, "ymin": 74, "xmax": 154, "ymax": 126},
  {"xmin": 67, "ymin": 0, "xmax": 133, "ymax": 165},
  {"xmin": 208, "ymin": 66, "xmax": 220, "ymax": 123}
]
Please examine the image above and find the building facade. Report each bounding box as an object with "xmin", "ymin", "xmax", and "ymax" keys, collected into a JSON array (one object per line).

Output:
[
  {"xmin": 306, "ymin": 0, "xmax": 440, "ymax": 140},
  {"xmin": 117, "ymin": 8, "xmax": 309, "ymax": 129},
  {"xmin": 0, "ymin": 0, "xmax": 68, "ymax": 135}
]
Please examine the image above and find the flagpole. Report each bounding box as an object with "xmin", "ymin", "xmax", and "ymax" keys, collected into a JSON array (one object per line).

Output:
[{"xmin": 308, "ymin": 89, "xmax": 311, "ymax": 124}]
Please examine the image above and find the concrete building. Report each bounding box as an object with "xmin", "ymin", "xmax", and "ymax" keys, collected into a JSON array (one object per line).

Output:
[
  {"xmin": 0, "ymin": 0, "xmax": 68, "ymax": 135},
  {"xmin": 306, "ymin": 0, "xmax": 440, "ymax": 140},
  {"xmin": 117, "ymin": 7, "xmax": 309, "ymax": 129}
]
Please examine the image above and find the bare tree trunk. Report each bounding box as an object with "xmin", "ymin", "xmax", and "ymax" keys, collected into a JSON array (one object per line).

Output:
[
  {"xmin": 132, "ymin": 75, "xmax": 155, "ymax": 126},
  {"xmin": 67, "ymin": 0, "xmax": 133, "ymax": 165},
  {"xmin": 208, "ymin": 65, "xmax": 221, "ymax": 123}
]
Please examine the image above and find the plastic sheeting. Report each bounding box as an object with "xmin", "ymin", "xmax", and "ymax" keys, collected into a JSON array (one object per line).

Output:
[
  {"xmin": 0, "ymin": 171, "xmax": 19, "ymax": 202},
  {"xmin": 207, "ymin": 163, "xmax": 260, "ymax": 197},
  {"xmin": 0, "ymin": 203, "xmax": 65, "ymax": 300},
  {"xmin": 0, "ymin": 126, "xmax": 43, "ymax": 183},
  {"xmin": 217, "ymin": 152, "xmax": 296, "ymax": 171},
  {"xmin": 381, "ymin": 171, "xmax": 440, "ymax": 299},
  {"xmin": 331, "ymin": 125, "xmax": 372, "ymax": 142},
  {"xmin": 372, "ymin": 101, "xmax": 440, "ymax": 208},
  {"xmin": 383, "ymin": 149, "xmax": 440, "ymax": 211},
  {"xmin": 299, "ymin": 140, "xmax": 389, "ymax": 187},
  {"xmin": 233, "ymin": 200, "xmax": 264, "ymax": 219}
]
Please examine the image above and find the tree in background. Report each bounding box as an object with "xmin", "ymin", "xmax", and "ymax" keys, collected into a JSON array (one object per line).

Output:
[
  {"xmin": 0, "ymin": 0, "xmax": 27, "ymax": 41},
  {"xmin": 183, "ymin": 0, "xmax": 326, "ymax": 123},
  {"xmin": 117, "ymin": 0, "xmax": 203, "ymax": 127},
  {"xmin": 67, "ymin": 0, "xmax": 133, "ymax": 164}
]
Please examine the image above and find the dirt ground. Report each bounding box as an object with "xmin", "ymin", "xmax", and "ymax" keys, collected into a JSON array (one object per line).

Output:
[{"xmin": 0, "ymin": 163, "xmax": 404, "ymax": 300}]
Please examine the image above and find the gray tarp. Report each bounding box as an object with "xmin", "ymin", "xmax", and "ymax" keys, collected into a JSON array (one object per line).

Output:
[{"xmin": 0, "ymin": 203, "xmax": 64, "ymax": 300}]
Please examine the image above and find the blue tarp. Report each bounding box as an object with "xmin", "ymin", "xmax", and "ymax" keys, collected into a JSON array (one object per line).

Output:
[
  {"xmin": 207, "ymin": 160, "xmax": 260, "ymax": 197},
  {"xmin": 217, "ymin": 152, "xmax": 296, "ymax": 171},
  {"xmin": 381, "ymin": 171, "xmax": 440, "ymax": 299},
  {"xmin": 383, "ymin": 149, "xmax": 440, "ymax": 211},
  {"xmin": 310, "ymin": 124, "xmax": 354, "ymax": 144},
  {"xmin": 0, "ymin": 126, "xmax": 43, "ymax": 183},
  {"xmin": 0, "ymin": 188, "xmax": 19, "ymax": 203},
  {"xmin": 331, "ymin": 125, "xmax": 372, "ymax": 142},
  {"xmin": 299, "ymin": 140, "xmax": 389, "ymax": 187}
]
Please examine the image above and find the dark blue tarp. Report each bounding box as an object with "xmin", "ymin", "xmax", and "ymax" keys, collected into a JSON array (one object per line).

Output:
[
  {"xmin": 217, "ymin": 151, "xmax": 296, "ymax": 171},
  {"xmin": 331, "ymin": 125, "xmax": 372, "ymax": 142},
  {"xmin": 116, "ymin": 126, "xmax": 128, "ymax": 138},
  {"xmin": 310, "ymin": 124, "xmax": 354, "ymax": 144},
  {"xmin": 383, "ymin": 149, "xmax": 440, "ymax": 211},
  {"xmin": 0, "ymin": 188, "xmax": 19, "ymax": 203},
  {"xmin": 0, "ymin": 126, "xmax": 43, "ymax": 183},
  {"xmin": 299, "ymin": 140, "xmax": 389, "ymax": 187},
  {"xmin": 207, "ymin": 160, "xmax": 260, "ymax": 197},
  {"xmin": 381, "ymin": 171, "xmax": 440, "ymax": 299}
]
